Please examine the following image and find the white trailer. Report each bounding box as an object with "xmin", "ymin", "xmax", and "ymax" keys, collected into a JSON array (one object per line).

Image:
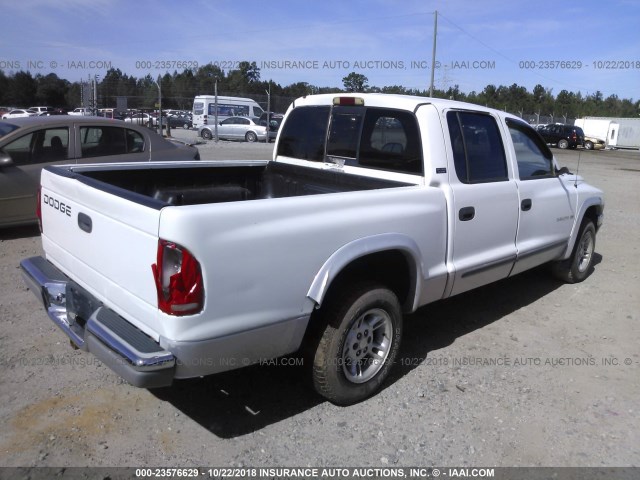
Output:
[{"xmin": 574, "ymin": 117, "xmax": 640, "ymax": 149}]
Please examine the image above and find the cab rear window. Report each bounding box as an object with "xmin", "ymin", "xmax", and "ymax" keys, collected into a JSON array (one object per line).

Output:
[{"xmin": 277, "ymin": 105, "xmax": 423, "ymax": 175}]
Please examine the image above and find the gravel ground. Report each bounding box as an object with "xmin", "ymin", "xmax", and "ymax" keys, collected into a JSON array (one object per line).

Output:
[{"xmin": 0, "ymin": 142, "xmax": 638, "ymax": 468}]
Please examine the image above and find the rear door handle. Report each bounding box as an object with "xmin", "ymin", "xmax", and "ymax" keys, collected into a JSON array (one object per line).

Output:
[
  {"xmin": 459, "ymin": 206, "xmax": 475, "ymax": 221},
  {"xmin": 521, "ymin": 199, "xmax": 532, "ymax": 211}
]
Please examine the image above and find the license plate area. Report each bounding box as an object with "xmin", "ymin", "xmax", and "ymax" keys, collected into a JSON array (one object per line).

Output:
[{"xmin": 66, "ymin": 281, "xmax": 102, "ymax": 327}]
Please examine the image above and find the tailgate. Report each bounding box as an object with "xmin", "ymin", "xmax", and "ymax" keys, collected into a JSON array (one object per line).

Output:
[{"xmin": 39, "ymin": 166, "xmax": 163, "ymax": 340}]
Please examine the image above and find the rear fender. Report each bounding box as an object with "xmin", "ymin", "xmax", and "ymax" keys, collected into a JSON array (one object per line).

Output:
[{"xmin": 306, "ymin": 233, "xmax": 423, "ymax": 311}]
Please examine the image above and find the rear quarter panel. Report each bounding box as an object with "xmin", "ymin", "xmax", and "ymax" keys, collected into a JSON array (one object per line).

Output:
[{"xmin": 156, "ymin": 185, "xmax": 449, "ymax": 343}]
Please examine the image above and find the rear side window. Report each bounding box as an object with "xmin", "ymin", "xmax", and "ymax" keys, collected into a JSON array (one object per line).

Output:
[
  {"xmin": 80, "ymin": 126, "xmax": 144, "ymax": 158},
  {"xmin": 209, "ymin": 103, "xmax": 250, "ymax": 117},
  {"xmin": 193, "ymin": 102, "xmax": 204, "ymax": 115},
  {"xmin": 277, "ymin": 105, "xmax": 422, "ymax": 174},
  {"xmin": 447, "ymin": 111, "xmax": 508, "ymax": 183}
]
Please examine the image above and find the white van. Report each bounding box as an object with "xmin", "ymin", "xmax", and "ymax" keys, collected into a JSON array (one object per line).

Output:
[{"xmin": 192, "ymin": 95, "xmax": 264, "ymax": 128}]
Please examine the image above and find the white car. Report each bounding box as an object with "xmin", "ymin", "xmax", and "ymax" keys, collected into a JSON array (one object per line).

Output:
[
  {"xmin": 2, "ymin": 109, "xmax": 36, "ymax": 119},
  {"xmin": 28, "ymin": 106, "xmax": 54, "ymax": 114},
  {"xmin": 124, "ymin": 113, "xmax": 157, "ymax": 127},
  {"xmin": 68, "ymin": 107, "xmax": 90, "ymax": 116},
  {"xmin": 198, "ymin": 116, "xmax": 267, "ymax": 142}
]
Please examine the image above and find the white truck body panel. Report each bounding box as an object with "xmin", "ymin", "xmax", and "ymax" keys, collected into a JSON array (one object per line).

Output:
[{"xmin": 22, "ymin": 93, "xmax": 605, "ymax": 393}]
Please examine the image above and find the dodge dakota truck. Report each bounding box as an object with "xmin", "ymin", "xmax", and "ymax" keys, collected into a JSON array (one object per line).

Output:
[{"xmin": 21, "ymin": 93, "xmax": 604, "ymax": 405}]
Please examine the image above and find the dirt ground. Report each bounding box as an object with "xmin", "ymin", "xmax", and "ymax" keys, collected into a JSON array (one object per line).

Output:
[{"xmin": 0, "ymin": 140, "xmax": 638, "ymax": 468}]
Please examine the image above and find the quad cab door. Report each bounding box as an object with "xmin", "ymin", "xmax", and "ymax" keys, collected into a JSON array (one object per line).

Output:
[
  {"xmin": 445, "ymin": 110, "xmax": 519, "ymax": 296},
  {"xmin": 505, "ymin": 119, "xmax": 576, "ymax": 275}
]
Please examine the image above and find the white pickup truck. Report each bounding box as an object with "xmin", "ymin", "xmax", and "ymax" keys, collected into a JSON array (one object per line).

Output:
[{"xmin": 21, "ymin": 93, "xmax": 604, "ymax": 405}]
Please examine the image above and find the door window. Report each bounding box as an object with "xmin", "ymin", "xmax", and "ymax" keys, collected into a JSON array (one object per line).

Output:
[
  {"xmin": 447, "ymin": 111, "xmax": 508, "ymax": 183},
  {"xmin": 506, "ymin": 118, "xmax": 554, "ymax": 179},
  {"xmin": 2, "ymin": 128, "xmax": 69, "ymax": 164}
]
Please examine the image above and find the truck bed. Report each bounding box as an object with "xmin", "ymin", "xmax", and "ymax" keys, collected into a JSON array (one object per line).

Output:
[{"xmin": 70, "ymin": 161, "xmax": 410, "ymax": 207}]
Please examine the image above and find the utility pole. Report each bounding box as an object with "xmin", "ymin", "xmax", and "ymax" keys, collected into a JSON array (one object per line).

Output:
[
  {"xmin": 214, "ymin": 77, "xmax": 219, "ymax": 142},
  {"xmin": 265, "ymin": 81, "xmax": 271, "ymax": 143},
  {"xmin": 93, "ymin": 75, "xmax": 99, "ymax": 115},
  {"xmin": 157, "ymin": 75, "xmax": 162, "ymax": 135},
  {"xmin": 429, "ymin": 10, "xmax": 438, "ymax": 98}
]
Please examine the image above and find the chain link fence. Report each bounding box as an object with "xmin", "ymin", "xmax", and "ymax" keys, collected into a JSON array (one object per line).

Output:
[
  {"xmin": 96, "ymin": 93, "xmax": 298, "ymax": 116},
  {"xmin": 519, "ymin": 113, "xmax": 576, "ymax": 127}
]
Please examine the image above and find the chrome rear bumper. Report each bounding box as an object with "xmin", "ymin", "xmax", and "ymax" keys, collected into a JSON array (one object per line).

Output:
[{"xmin": 20, "ymin": 256, "xmax": 175, "ymax": 388}]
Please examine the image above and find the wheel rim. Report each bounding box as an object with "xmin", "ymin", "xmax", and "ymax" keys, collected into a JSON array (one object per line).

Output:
[
  {"xmin": 246, "ymin": 132, "xmax": 256, "ymax": 142},
  {"xmin": 341, "ymin": 308, "xmax": 393, "ymax": 384},
  {"xmin": 577, "ymin": 231, "xmax": 594, "ymax": 273}
]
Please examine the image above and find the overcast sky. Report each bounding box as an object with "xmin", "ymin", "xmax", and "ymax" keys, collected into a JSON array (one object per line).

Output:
[{"xmin": 2, "ymin": 0, "xmax": 639, "ymax": 100}]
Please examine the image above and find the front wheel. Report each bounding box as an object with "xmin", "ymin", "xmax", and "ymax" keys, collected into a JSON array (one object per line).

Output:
[
  {"xmin": 584, "ymin": 140, "xmax": 594, "ymax": 150},
  {"xmin": 551, "ymin": 219, "xmax": 596, "ymax": 283},
  {"xmin": 311, "ymin": 282, "xmax": 402, "ymax": 405}
]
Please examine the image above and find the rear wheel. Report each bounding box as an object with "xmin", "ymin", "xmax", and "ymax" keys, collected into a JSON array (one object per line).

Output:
[
  {"xmin": 311, "ymin": 282, "xmax": 402, "ymax": 405},
  {"xmin": 245, "ymin": 131, "xmax": 258, "ymax": 142},
  {"xmin": 183, "ymin": 123, "xmax": 190, "ymax": 130},
  {"xmin": 551, "ymin": 219, "xmax": 596, "ymax": 283},
  {"xmin": 558, "ymin": 139, "xmax": 569, "ymax": 149},
  {"xmin": 201, "ymin": 129, "xmax": 213, "ymax": 140}
]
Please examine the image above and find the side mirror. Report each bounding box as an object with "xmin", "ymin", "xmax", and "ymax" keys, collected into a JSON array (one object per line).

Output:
[
  {"xmin": 557, "ymin": 166, "xmax": 572, "ymax": 175},
  {"xmin": 0, "ymin": 151, "xmax": 14, "ymax": 168}
]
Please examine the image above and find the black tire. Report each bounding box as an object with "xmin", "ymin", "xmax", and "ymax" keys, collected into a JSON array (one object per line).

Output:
[
  {"xmin": 551, "ymin": 219, "xmax": 596, "ymax": 283},
  {"xmin": 558, "ymin": 139, "xmax": 569, "ymax": 149},
  {"xmin": 584, "ymin": 140, "xmax": 594, "ymax": 150},
  {"xmin": 312, "ymin": 282, "xmax": 402, "ymax": 405},
  {"xmin": 245, "ymin": 131, "xmax": 257, "ymax": 143},
  {"xmin": 183, "ymin": 123, "xmax": 190, "ymax": 130},
  {"xmin": 201, "ymin": 129, "xmax": 213, "ymax": 140}
]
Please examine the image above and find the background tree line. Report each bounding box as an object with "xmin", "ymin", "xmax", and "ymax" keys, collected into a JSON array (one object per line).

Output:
[{"xmin": 1, "ymin": 62, "xmax": 638, "ymax": 118}]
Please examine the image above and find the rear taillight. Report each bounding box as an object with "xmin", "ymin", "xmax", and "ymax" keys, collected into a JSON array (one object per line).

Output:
[
  {"xmin": 203, "ymin": 114, "xmax": 207, "ymax": 125},
  {"xmin": 152, "ymin": 240, "xmax": 204, "ymax": 316},
  {"xmin": 36, "ymin": 186, "xmax": 43, "ymax": 233}
]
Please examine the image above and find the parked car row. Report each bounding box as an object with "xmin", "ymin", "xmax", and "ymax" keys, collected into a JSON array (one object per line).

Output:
[
  {"xmin": 121, "ymin": 110, "xmax": 193, "ymax": 129},
  {"xmin": 2, "ymin": 107, "xmax": 194, "ymax": 128}
]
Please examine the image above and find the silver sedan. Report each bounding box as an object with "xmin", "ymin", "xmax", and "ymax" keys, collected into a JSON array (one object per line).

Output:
[
  {"xmin": 0, "ymin": 116, "xmax": 200, "ymax": 227},
  {"xmin": 198, "ymin": 116, "xmax": 267, "ymax": 142}
]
